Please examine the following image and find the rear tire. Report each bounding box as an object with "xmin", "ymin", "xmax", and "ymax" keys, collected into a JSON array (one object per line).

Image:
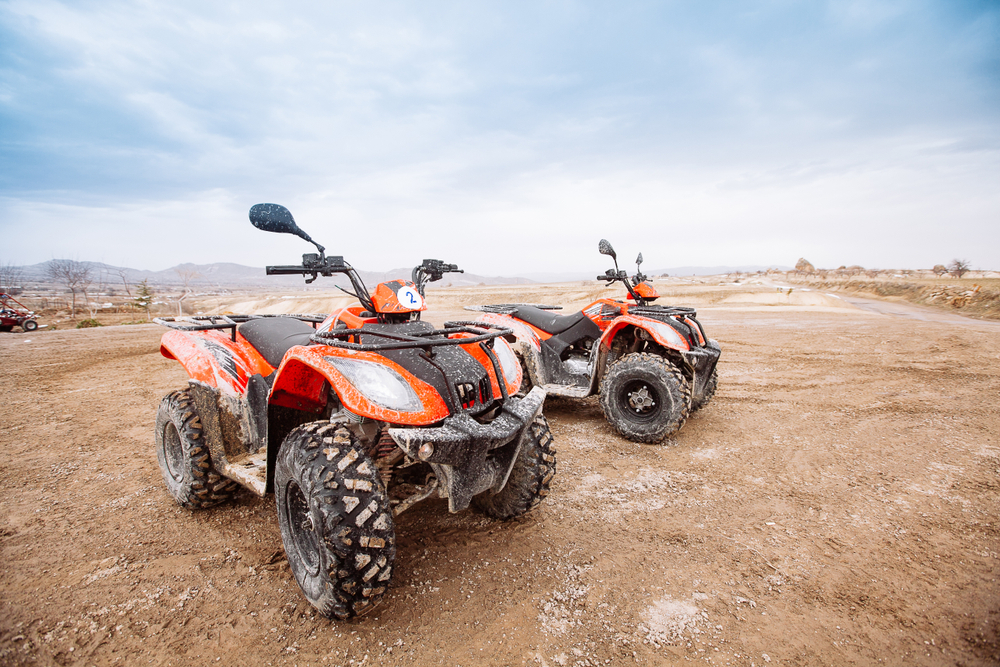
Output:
[
  {"xmin": 155, "ymin": 389, "xmax": 237, "ymax": 508},
  {"xmin": 514, "ymin": 353, "xmax": 533, "ymax": 398},
  {"xmin": 275, "ymin": 423, "xmax": 395, "ymax": 619},
  {"xmin": 474, "ymin": 415, "xmax": 556, "ymax": 519},
  {"xmin": 599, "ymin": 353, "xmax": 691, "ymax": 443},
  {"xmin": 22, "ymin": 320, "xmax": 38, "ymax": 332}
]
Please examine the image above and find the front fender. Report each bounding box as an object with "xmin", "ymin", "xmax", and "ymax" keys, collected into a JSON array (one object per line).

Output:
[
  {"xmin": 270, "ymin": 346, "xmax": 450, "ymax": 426},
  {"xmin": 599, "ymin": 314, "xmax": 692, "ymax": 353}
]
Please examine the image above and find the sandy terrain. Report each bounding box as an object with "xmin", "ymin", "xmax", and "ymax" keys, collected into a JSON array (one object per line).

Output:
[{"xmin": 1, "ymin": 279, "xmax": 998, "ymax": 667}]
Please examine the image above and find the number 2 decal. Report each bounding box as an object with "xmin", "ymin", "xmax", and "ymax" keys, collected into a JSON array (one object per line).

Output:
[{"xmin": 396, "ymin": 286, "xmax": 423, "ymax": 310}]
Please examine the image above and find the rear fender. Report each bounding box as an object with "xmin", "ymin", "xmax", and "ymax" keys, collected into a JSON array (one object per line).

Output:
[
  {"xmin": 159, "ymin": 329, "xmax": 273, "ymax": 395},
  {"xmin": 475, "ymin": 312, "xmax": 545, "ymax": 386},
  {"xmin": 270, "ymin": 346, "xmax": 450, "ymax": 426}
]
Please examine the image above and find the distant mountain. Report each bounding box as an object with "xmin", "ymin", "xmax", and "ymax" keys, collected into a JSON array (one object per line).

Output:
[
  {"xmin": 647, "ymin": 264, "xmax": 793, "ymax": 277},
  {"xmin": 15, "ymin": 259, "xmax": 788, "ymax": 291},
  {"xmin": 522, "ymin": 265, "xmax": 792, "ymax": 282},
  {"xmin": 17, "ymin": 260, "xmax": 534, "ymax": 289}
]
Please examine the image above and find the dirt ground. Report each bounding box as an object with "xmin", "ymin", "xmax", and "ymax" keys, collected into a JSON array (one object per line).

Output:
[{"xmin": 1, "ymin": 279, "xmax": 998, "ymax": 667}]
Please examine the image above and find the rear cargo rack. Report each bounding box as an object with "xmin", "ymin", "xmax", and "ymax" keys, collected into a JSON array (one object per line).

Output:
[
  {"xmin": 154, "ymin": 314, "xmax": 327, "ymax": 341},
  {"xmin": 311, "ymin": 320, "xmax": 512, "ymax": 353},
  {"xmin": 463, "ymin": 304, "xmax": 563, "ymax": 315}
]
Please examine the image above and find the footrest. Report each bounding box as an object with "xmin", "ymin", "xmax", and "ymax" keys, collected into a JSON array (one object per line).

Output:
[
  {"xmin": 541, "ymin": 383, "xmax": 591, "ymax": 398},
  {"xmin": 222, "ymin": 450, "xmax": 268, "ymax": 496}
]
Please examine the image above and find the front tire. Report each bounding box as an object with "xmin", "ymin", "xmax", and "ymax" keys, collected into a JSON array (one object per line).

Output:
[
  {"xmin": 599, "ymin": 353, "xmax": 691, "ymax": 443},
  {"xmin": 22, "ymin": 320, "xmax": 38, "ymax": 332},
  {"xmin": 155, "ymin": 389, "xmax": 237, "ymax": 508},
  {"xmin": 474, "ymin": 415, "xmax": 556, "ymax": 519},
  {"xmin": 275, "ymin": 423, "xmax": 396, "ymax": 619}
]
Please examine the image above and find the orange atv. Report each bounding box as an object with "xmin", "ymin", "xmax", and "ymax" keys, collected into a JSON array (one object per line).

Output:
[
  {"xmin": 469, "ymin": 239, "xmax": 720, "ymax": 443},
  {"xmin": 153, "ymin": 204, "xmax": 553, "ymax": 619}
]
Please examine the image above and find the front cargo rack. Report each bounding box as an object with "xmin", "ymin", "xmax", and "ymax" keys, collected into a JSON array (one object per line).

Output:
[
  {"xmin": 154, "ymin": 314, "xmax": 327, "ymax": 341},
  {"xmin": 627, "ymin": 305, "xmax": 707, "ymax": 345},
  {"xmin": 627, "ymin": 305, "xmax": 698, "ymax": 320},
  {"xmin": 311, "ymin": 320, "xmax": 513, "ymax": 353}
]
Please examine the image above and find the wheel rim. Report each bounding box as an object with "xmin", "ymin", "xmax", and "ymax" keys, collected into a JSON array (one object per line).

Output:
[
  {"xmin": 618, "ymin": 378, "xmax": 663, "ymax": 423},
  {"xmin": 162, "ymin": 422, "xmax": 186, "ymax": 482},
  {"xmin": 283, "ymin": 480, "xmax": 321, "ymax": 576}
]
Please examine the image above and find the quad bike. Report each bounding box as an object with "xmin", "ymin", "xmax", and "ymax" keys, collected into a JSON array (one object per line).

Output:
[
  {"xmin": 152, "ymin": 203, "xmax": 554, "ymax": 619},
  {"xmin": 0, "ymin": 293, "xmax": 38, "ymax": 332},
  {"xmin": 469, "ymin": 239, "xmax": 721, "ymax": 443}
]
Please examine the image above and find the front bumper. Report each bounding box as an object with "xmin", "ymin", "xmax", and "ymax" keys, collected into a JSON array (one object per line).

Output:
[
  {"xmin": 684, "ymin": 340, "xmax": 722, "ymax": 402},
  {"xmin": 387, "ymin": 386, "xmax": 547, "ymax": 513}
]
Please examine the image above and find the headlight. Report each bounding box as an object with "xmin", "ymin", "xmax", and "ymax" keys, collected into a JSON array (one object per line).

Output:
[
  {"xmin": 649, "ymin": 321, "xmax": 687, "ymax": 349},
  {"xmin": 324, "ymin": 357, "xmax": 424, "ymax": 412},
  {"xmin": 491, "ymin": 338, "xmax": 521, "ymax": 386}
]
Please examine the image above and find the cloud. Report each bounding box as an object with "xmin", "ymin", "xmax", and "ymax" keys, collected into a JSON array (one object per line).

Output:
[{"xmin": 1, "ymin": 0, "xmax": 998, "ymax": 272}]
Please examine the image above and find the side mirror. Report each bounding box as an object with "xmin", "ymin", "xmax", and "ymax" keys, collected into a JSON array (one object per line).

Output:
[
  {"xmin": 249, "ymin": 203, "xmax": 325, "ymax": 253},
  {"xmin": 636, "ymin": 252, "xmax": 643, "ymax": 268},
  {"xmin": 598, "ymin": 239, "xmax": 616, "ymax": 261}
]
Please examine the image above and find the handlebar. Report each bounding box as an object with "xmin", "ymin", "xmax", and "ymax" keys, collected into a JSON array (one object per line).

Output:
[
  {"xmin": 266, "ymin": 253, "xmax": 374, "ymax": 311},
  {"xmin": 413, "ymin": 259, "xmax": 464, "ymax": 296},
  {"xmin": 421, "ymin": 259, "xmax": 462, "ymax": 275},
  {"xmin": 598, "ymin": 269, "xmax": 628, "ymax": 282},
  {"xmin": 265, "ymin": 253, "xmax": 347, "ymax": 280}
]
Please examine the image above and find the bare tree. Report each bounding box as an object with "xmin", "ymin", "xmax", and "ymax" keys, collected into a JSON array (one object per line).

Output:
[
  {"xmin": 932, "ymin": 264, "xmax": 948, "ymax": 276},
  {"xmin": 948, "ymin": 259, "xmax": 971, "ymax": 279},
  {"xmin": 86, "ymin": 269, "xmax": 110, "ymax": 319},
  {"xmin": 115, "ymin": 267, "xmax": 133, "ymax": 299},
  {"xmin": 174, "ymin": 268, "xmax": 200, "ymax": 316},
  {"xmin": 45, "ymin": 259, "xmax": 92, "ymax": 318},
  {"xmin": 0, "ymin": 262, "xmax": 24, "ymax": 295}
]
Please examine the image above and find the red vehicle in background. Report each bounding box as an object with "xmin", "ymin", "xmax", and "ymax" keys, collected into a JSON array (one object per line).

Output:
[
  {"xmin": 0, "ymin": 293, "xmax": 38, "ymax": 332},
  {"xmin": 469, "ymin": 239, "xmax": 721, "ymax": 443}
]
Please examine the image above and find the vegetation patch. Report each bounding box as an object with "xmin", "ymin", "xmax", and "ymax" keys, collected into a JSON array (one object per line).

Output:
[{"xmin": 788, "ymin": 277, "xmax": 1000, "ymax": 321}]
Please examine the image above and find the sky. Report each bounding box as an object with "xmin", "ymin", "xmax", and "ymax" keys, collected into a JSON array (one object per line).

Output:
[{"xmin": 1, "ymin": 0, "xmax": 998, "ymax": 275}]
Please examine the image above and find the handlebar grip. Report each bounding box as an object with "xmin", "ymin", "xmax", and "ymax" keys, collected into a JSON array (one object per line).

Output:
[
  {"xmin": 266, "ymin": 265, "xmax": 314, "ymax": 275},
  {"xmin": 597, "ymin": 274, "xmax": 612, "ymax": 281}
]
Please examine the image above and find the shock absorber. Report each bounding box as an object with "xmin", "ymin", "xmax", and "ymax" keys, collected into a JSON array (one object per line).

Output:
[{"xmin": 375, "ymin": 430, "xmax": 402, "ymax": 489}]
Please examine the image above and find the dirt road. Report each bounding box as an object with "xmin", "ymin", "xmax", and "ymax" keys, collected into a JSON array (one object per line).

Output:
[{"xmin": 1, "ymin": 282, "xmax": 998, "ymax": 666}]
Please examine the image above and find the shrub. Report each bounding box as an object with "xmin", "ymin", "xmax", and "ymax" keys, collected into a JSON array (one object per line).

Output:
[{"xmin": 76, "ymin": 319, "xmax": 103, "ymax": 329}]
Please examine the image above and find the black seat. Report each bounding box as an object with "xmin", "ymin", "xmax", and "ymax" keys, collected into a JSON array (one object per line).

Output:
[
  {"xmin": 512, "ymin": 306, "xmax": 589, "ymax": 335},
  {"xmin": 238, "ymin": 317, "xmax": 316, "ymax": 369}
]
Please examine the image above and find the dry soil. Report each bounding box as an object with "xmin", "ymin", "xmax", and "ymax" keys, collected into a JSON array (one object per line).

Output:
[{"xmin": 1, "ymin": 280, "xmax": 998, "ymax": 667}]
